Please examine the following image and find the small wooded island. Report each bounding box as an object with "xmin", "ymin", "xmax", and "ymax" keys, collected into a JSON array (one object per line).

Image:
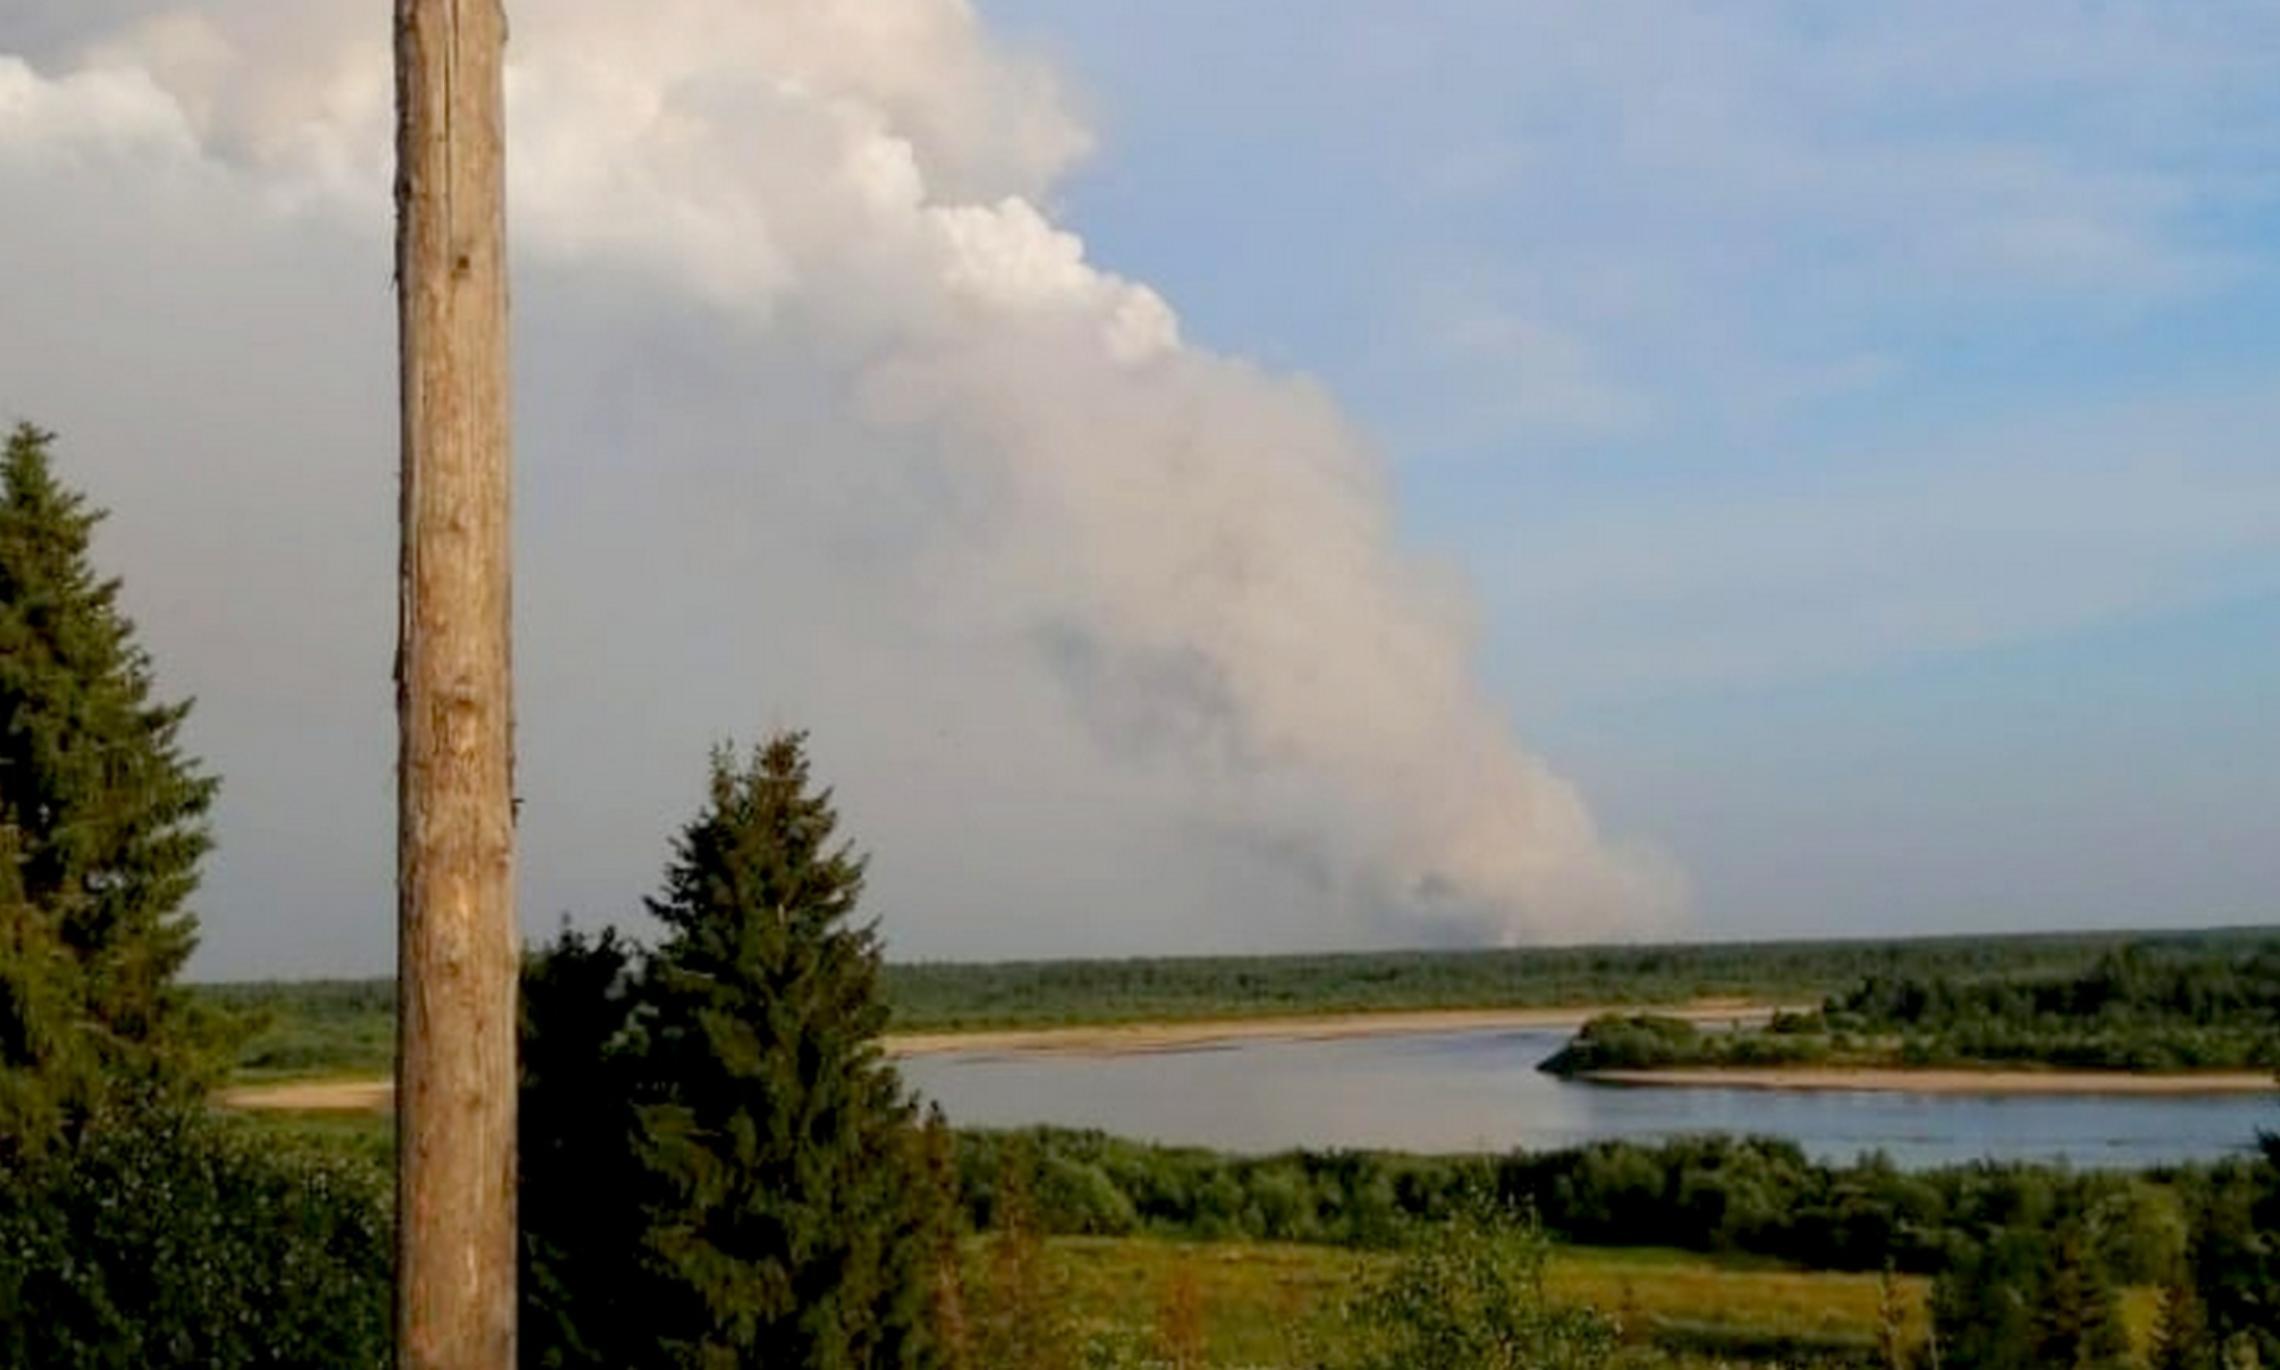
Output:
[{"xmin": 1542, "ymin": 947, "xmax": 2280, "ymax": 1087}]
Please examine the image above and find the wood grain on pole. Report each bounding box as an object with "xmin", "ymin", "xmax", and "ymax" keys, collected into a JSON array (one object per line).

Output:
[{"xmin": 394, "ymin": 0, "xmax": 516, "ymax": 1365}]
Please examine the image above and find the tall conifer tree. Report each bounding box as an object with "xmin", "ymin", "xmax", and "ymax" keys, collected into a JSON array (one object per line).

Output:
[
  {"xmin": 520, "ymin": 924, "xmax": 655, "ymax": 1369},
  {"xmin": 2151, "ymin": 1271, "xmax": 2217, "ymax": 1370},
  {"xmin": 634, "ymin": 732, "xmax": 936, "ymax": 1367},
  {"xmin": 2036, "ymin": 1218, "xmax": 2129, "ymax": 1370},
  {"xmin": 0, "ymin": 424, "xmax": 216, "ymax": 1147}
]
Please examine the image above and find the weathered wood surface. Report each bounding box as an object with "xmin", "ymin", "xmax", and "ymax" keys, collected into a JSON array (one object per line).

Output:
[{"xmin": 394, "ymin": 0, "xmax": 516, "ymax": 1364}]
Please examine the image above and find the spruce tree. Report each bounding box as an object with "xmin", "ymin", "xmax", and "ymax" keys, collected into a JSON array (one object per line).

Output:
[
  {"xmin": 916, "ymin": 1105, "xmax": 972, "ymax": 1370},
  {"xmin": 1931, "ymin": 1229, "xmax": 2046, "ymax": 1370},
  {"xmin": 0, "ymin": 820, "xmax": 85, "ymax": 1148},
  {"xmin": 2035, "ymin": 1218, "xmax": 2129, "ymax": 1370},
  {"xmin": 520, "ymin": 924, "xmax": 654, "ymax": 1369},
  {"xmin": 634, "ymin": 733, "xmax": 937, "ymax": 1367},
  {"xmin": 0, "ymin": 424, "xmax": 217, "ymax": 1148},
  {"xmin": 2153, "ymin": 1272, "xmax": 2218, "ymax": 1370},
  {"xmin": 2194, "ymin": 1136, "xmax": 2280, "ymax": 1364}
]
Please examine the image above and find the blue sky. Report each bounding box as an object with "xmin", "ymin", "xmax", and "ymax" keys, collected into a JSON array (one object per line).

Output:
[
  {"xmin": 979, "ymin": 0, "xmax": 2280, "ymax": 936},
  {"xmin": 4, "ymin": 1, "xmax": 2275, "ymax": 972}
]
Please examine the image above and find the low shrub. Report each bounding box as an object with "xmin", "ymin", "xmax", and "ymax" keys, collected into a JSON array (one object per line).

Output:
[{"xmin": 0, "ymin": 1107, "xmax": 392, "ymax": 1368}]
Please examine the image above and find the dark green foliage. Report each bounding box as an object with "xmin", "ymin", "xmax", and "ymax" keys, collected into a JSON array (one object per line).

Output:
[
  {"xmin": 1552, "ymin": 944, "xmax": 2280, "ymax": 1075},
  {"xmin": 638, "ymin": 735, "xmax": 932, "ymax": 1366},
  {"xmin": 1928, "ymin": 1229, "xmax": 2041, "ymax": 1370},
  {"xmin": 2038, "ymin": 1219, "xmax": 2132, "ymax": 1369},
  {"xmin": 0, "ymin": 426, "xmax": 386, "ymax": 1366},
  {"xmin": 2150, "ymin": 1275, "xmax": 2217, "ymax": 1370},
  {"xmin": 203, "ymin": 977, "xmax": 396, "ymax": 1076},
  {"xmin": 1, "ymin": 424, "xmax": 220, "ymax": 1151},
  {"xmin": 1541, "ymin": 1014, "xmax": 1703, "ymax": 1075},
  {"xmin": 1930, "ymin": 1218, "xmax": 2128, "ymax": 1370},
  {"xmin": 885, "ymin": 926, "xmax": 2280, "ymax": 1032},
  {"xmin": 949, "ymin": 1127, "xmax": 2191, "ymax": 1292},
  {"xmin": 1335, "ymin": 1191, "xmax": 1617, "ymax": 1370},
  {"xmin": 0, "ymin": 1106, "xmax": 392, "ymax": 1368},
  {"xmin": 519, "ymin": 735, "xmax": 946, "ymax": 1368},
  {"xmin": 202, "ymin": 925, "xmax": 2280, "ymax": 1078},
  {"xmin": 231, "ymin": 1103, "xmax": 395, "ymax": 1172},
  {"xmin": 916, "ymin": 1108, "xmax": 972, "ymax": 1370},
  {"xmin": 2188, "ymin": 1136, "xmax": 2280, "ymax": 1364},
  {"xmin": 1629, "ymin": 1325, "xmax": 1877, "ymax": 1366},
  {"xmin": 520, "ymin": 925, "xmax": 652, "ymax": 1369},
  {"xmin": 1542, "ymin": 1012, "xmax": 1831, "ymax": 1075},
  {"xmin": 1825, "ymin": 947, "xmax": 2280, "ymax": 1071}
]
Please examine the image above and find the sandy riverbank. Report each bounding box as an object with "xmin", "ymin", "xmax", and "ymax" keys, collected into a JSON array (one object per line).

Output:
[
  {"xmin": 220, "ymin": 999, "xmax": 1786, "ymax": 1111},
  {"xmin": 1582, "ymin": 1066, "xmax": 2280, "ymax": 1095},
  {"xmin": 219, "ymin": 1011, "xmax": 2279, "ymax": 1111},
  {"xmin": 221, "ymin": 1078, "xmax": 396, "ymax": 1111},
  {"xmin": 883, "ymin": 999, "xmax": 1783, "ymax": 1057}
]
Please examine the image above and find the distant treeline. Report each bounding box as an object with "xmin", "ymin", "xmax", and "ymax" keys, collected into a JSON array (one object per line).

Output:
[
  {"xmin": 201, "ymin": 977, "xmax": 396, "ymax": 1076},
  {"xmin": 202, "ymin": 925, "xmax": 2278, "ymax": 1074},
  {"xmin": 885, "ymin": 927, "xmax": 2276, "ymax": 1029},
  {"xmin": 951, "ymin": 1127, "xmax": 2229, "ymax": 1287},
  {"xmin": 1544, "ymin": 942, "xmax": 2280, "ymax": 1076}
]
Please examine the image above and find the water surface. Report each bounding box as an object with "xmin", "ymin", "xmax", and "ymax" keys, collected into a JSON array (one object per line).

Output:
[{"xmin": 903, "ymin": 1028, "xmax": 2273, "ymax": 1168}]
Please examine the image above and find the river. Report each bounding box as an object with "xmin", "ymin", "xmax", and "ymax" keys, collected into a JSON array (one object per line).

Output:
[{"xmin": 901, "ymin": 1027, "xmax": 2274, "ymax": 1168}]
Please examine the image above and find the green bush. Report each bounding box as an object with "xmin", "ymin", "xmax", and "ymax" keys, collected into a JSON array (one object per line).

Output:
[
  {"xmin": 1539, "ymin": 1015, "xmax": 1708, "ymax": 1075},
  {"xmin": 1334, "ymin": 1193, "xmax": 1617, "ymax": 1370},
  {"xmin": 0, "ymin": 1108, "xmax": 392, "ymax": 1368},
  {"xmin": 1035, "ymin": 1153, "xmax": 1139, "ymax": 1236},
  {"xmin": 951, "ymin": 1126, "xmax": 2205, "ymax": 1292}
]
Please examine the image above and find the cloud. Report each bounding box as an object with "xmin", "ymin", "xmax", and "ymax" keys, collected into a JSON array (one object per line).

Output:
[
  {"xmin": 0, "ymin": 55, "xmax": 193, "ymax": 160},
  {"xmin": 0, "ymin": 0, "xmax": 1679, "ymax": 970}
]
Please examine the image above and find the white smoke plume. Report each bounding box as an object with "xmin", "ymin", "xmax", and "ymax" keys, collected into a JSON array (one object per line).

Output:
[{"xmin": 1, "ymin": 0, "xmax": 1681, "ymax": 948}]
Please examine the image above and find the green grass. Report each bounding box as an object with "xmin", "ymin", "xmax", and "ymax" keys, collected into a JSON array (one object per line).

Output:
[
  {"xmin": 1038, "ymin": 1236, "xmax": 2168, "ymax": 1369},
  {"xmin": 1035, "ymin": 1235, "xmax": 1931, "ymax": 1368},
  {"xmin": 223, "ymin": 1107, "xmax": 394, "ymax": 1171}
]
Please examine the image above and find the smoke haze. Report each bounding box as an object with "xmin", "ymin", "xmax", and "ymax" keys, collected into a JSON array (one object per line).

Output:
[{"xmin": 0, "ymin": 1, "xmax": 1678, "ymax": 972}]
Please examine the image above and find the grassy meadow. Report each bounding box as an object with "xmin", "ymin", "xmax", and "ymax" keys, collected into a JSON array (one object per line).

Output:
[
  {"xmin": 1036, "ymin": 1236, "xmax": 1938, "ymax": 1367},
  {"xmin": 1037, "ymin": 1237, "xmax": 2175, "ymax": 1369}
]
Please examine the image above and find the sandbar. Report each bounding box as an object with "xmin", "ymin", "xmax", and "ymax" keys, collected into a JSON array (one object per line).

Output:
[
  {"xmin": 1580, "ymin": 1066, "xmax": 2280, "ymax": 1095},
  {"xmin": 883, "ymin": 1000, "xmax": 1784, "ymax": 1057},
  {"xmin": 220, "ymin": 999, "xmax": 1788, "ymax": 1111}
]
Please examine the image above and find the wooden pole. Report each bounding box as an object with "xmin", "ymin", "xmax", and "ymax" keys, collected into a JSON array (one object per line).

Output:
[{"xmin": 393, "ymin": 1, "xmax": 516, "ymax": 1366}]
